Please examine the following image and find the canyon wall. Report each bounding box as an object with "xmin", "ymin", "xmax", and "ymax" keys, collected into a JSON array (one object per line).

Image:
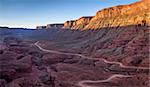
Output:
[
  {"xmin": 64, "ymin": 0, "xmax": 150, "ymax": 30},
  {"xmin": 37, "ymin": 0, "xmax": 150, "ymax": 30},
  {"xmin": 84, "ymin": 0, "xmax": 150, "ymax": 30},
  {"xmin": 63, "ymin": 16, "xmax": 93, "ymax": 30},
  {"xmin": 72, "ymin": 16, "xmax": 93, "ymax": 30},
  {"xmin": 63, "ymin": 20, "xmax": 75, "ymax": 29}
]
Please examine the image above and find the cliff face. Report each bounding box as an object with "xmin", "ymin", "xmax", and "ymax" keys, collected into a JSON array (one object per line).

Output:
[
  {"xmin": 63, "ymin": 20, "xmax": 75, "ymax": 29},
  {"xmin": 63, "ymin": 16, "xmax": 93, "ymax": 30},
  {"xmin": 84, "ymin": 0, "xmax": 150, "ymax": 30},
  {"xmin": 72, "ymin": 16, "xmax": 93, "ymax": 30},
  {"xmin": 37, "ymin": 0, "xmax": 150, "ymax": 30},
  {"xmin": 64, "ymin": 0, "xmax": 150, "ymax": 30}
]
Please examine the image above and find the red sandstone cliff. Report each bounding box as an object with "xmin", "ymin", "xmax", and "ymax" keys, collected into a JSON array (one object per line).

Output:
[
  {"xmin": 84, "ymin": 0, "xmax": 150, "ymax": 30},
  {"xmin": 63, "ymin": 20, "xmax": 75, "ymax": 29},
  {"xmin": 63, "ymin": 16, "xmax": 93, "ymax": 30},
  {"xmin": 63, "ymin": 0, "xmax": 150, "ymax": 30},
  {"xmin": 37, "ymin": 0, "xmax": 150, "ymax": 30}
]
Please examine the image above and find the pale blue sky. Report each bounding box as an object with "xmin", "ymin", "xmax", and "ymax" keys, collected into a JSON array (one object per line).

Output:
[{"xmin": 0, "ymin": 0, "xmax": 138, "ymax": 28}]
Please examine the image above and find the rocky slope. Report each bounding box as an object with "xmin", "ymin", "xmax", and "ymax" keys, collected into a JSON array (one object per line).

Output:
[{"xmin": 0, "ymin": 25, "xmax": 149, "ymax": 87}]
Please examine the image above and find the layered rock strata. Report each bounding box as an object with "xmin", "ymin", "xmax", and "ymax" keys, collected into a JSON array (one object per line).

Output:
[
  {"xmin": 84, "ymin": 0, "xmax": 150, "ymax": 30},
  {"xmin": 37, "ymin": 0, "xmax": 150, "ymax": 30}
]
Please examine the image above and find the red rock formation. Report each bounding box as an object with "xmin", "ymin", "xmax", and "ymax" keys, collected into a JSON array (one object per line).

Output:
[
  {"xmin": 36, "ymin": 0, "xmax": 150, "ymax": 30},
  {"xmin": 63, "ymin": 16, "xmax": 93, "ymax": 29},
  {"xmin": 72, "ymin": 16, "xmax": 93, "ymax": 30},
  {"xmin": 63, "ymin": 0, "xmax": 150, "ymax": 30},
  {"xmin": 84, "ymin": 0, "xmax": 150, "ymax": 29},
  {"xmin": 63, "ymin": 20, "xmax": 75, "ymax": 29}
]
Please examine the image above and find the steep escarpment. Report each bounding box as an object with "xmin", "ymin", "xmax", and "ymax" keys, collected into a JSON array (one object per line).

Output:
[
  {"xmin": 36, "ymin": 0, "xmax": 150, "ymax": 30},
  {"xmin": 73, "ymin": 17, "xmax": 93, "ymax": 29},
  {"xmin": 37, "ymin": 16, "xmax": 93, "ymax": 29},
  {"xmin": 63, "ymin": 16, "xmax": 93, "ymax": 30},
  {"xmin": 63, "ymin": 20, "xmax": 75, "ymax": 29},
  {"xmin": 84, "ymin": 0, "xmax": 150, "ymax": 30}
]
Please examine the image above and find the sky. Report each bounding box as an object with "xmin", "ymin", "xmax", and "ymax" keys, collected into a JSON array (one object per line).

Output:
[{"xmin": 0, "ymin": 0, "xmax": 139, "ymax": 28}]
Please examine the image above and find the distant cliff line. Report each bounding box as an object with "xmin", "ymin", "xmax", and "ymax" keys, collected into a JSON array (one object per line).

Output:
[{"xmin": 37, "ymin": 0, "xmax": 150, "ymax": 30}]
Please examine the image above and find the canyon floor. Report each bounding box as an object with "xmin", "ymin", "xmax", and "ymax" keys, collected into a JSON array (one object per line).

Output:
[{"xmin": 0, "ymin": 26, "xmax": 150, "ymax": 87}]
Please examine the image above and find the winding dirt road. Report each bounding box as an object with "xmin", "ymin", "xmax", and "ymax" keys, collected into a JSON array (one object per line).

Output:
[
  {"xmin": 35, "ymin": 42, "xmax": 149, "ymax": 70},
  {"xmin": 77, "ymin": 74, "xmax": 132, "ymax": 87},
  {"xmin": 34, "ymin": 41, "xmax": 149, "ymax": 87}
]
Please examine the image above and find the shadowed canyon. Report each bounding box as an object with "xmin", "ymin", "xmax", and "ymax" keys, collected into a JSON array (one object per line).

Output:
[{"xmin": 0, "ymin": 0, "xmax": 150, "ymax": 87}]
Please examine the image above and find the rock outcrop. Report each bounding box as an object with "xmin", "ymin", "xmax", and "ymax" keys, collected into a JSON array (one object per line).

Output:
[
  {"xmin": 73, "ymin": 16, "xmax": 93, "ymax": 29},
  {"xmin": 63, "ymin": 20, "xmax": 75, "ymax": 29},
  {"xmin": 63, "ymin": 16, "xmax": 93, "ymax": 30}
]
